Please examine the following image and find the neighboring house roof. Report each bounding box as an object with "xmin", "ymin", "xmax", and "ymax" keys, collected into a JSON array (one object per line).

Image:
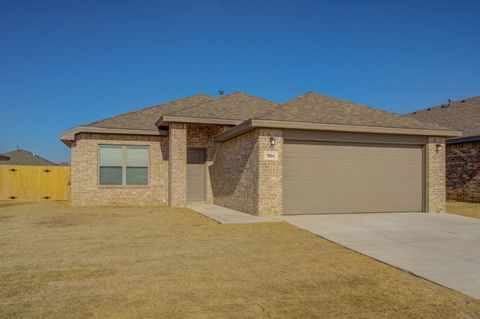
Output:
[
  {"xmin": 405, "ymin": 96, "xmax": 480, "ymax": 142},
  {"xmin": 158, "ymin": 92, "xmax": 278, "ymax": 125},
  {"xmin": 0, "ymin": 149, "xmax": 58, "ymax": 166}
]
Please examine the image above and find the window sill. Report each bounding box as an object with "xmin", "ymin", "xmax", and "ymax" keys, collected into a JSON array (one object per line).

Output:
[{"xmin": 98, "ymin": 185, "xmax": 150, "ymax": 189}]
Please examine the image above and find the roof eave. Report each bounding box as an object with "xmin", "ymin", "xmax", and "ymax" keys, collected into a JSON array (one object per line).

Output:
[
  {"xmin": 156, "ymin": 115, "xmax": 243, "ymax": 126},
  {"xmin": 215, "ymin": 119, "xmax": 463, "ymax": 142},
  {"xmin": 447, "ymin": 134, "xmax": 480, "ymax": 144},
  {"xmin": 60, "ymin": 126, "xmax": 168, "ymax": 147}
]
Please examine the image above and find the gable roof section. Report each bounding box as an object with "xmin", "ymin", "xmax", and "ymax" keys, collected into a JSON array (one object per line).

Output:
[
  {"xmin": 216, "ymin": 92, "xmax": 462, "ymax": 141},
  {"xmin": 157, "ymin": 92, "xmax": 278, "ymax": 126},
  {"xmin": 87, "ymin": 94, "xmax": 214, "ymax": 130},
  {"xmin": 60, "ymin": 94, "xmax": 214, "ymax": 145},
  {"xmin": 257, "ymin": 92, "xmax": 447, "ymax": 130},
  {"xmin": 0, "ymin": 149, "xmax": 58, "ymax": 166},
  {"xmin": 405, "ymin": 96, "xmax": 480, "ymax": 140}
]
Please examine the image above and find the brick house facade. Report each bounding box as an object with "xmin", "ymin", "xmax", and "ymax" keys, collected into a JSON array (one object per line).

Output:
[
  {"xmin": 63, "ymin": 92, "xmax": 460, "ymax": 214},
  {"xmin": 446, "ymin": 142, "xmax": 480, "ymax": 202}
]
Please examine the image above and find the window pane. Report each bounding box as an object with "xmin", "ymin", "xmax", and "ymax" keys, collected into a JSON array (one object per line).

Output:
[
  {"xmin": 126, "ymin": 147, "xmax": 148, "ymax": 166},
  {"xmin": 100, "ymin": 167, "xmax": 123, "ymax": 185},
  {"xmin": 126, "ymin": 167, "xmax": 148, "ymax": 185},
  {"xmin": 100, "ymin": 146, "xmax": 122, "ymax": 166}
]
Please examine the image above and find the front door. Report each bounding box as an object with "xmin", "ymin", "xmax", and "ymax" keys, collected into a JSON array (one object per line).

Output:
[{"xmin": 187, "ymin": 149, "xmax": 205, "ymax": 202}]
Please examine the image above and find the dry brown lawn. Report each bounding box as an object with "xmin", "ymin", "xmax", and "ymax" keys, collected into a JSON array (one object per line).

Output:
[
  {"xmin": 447, "ymin": 200, "xmax": 480, "ymax": 219},
  {"xmin": 1, "ymin": 201, "xmax": 479, "ymax": 318}
]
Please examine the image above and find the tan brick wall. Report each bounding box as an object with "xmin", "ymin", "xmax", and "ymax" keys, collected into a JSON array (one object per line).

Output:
[
  {"xmin": 257, "ymin": 129, "xmax": 283, "ymax": 216},
  {"xmin": 168, "ymin": 123, "xmax": 187, "ymax": 207},
  {"xmin": 446, "ymin": 142, "xmax": 480, "ymax": 202},
  {"xmin": 210, "ymin": 129, "xmax": 259, "ymax": 214},
  {"xmin": 71, "ymin": 133, "xmax": 168, "ymax": 206},
  {"xmin": 71, "ymin": 125, "xmax": 226, "ymax": 207},
  {"xmin": 210, "ymin": 128, "xmax": 283, "ymax": 216},
  {"xmin": 426, "ymin": 137, "xmax": 446, "ymax": 213}
]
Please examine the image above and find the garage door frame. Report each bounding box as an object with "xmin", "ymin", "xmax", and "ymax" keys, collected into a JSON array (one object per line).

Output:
[{"xmin": 282, "ymin": 130, "xmax": 427, "ymax": 215}]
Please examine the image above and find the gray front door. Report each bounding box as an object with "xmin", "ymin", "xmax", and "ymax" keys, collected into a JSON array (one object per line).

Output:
[{"xmin": 187, "ymin": 149, "xmax": 205, "ymax": 202}]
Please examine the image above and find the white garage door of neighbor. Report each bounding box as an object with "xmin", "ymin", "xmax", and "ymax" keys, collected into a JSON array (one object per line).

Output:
[{"xmin": 283, "ymin": 140, "xmax": 424, "ymax": 214}]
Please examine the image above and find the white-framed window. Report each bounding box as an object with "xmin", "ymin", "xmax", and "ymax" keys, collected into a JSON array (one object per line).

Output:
[{"xmin": 99, "ymin": 145, "xmax": 149, "ymax": 185}]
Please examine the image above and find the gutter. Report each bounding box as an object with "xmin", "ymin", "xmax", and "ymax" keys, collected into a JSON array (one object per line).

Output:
[
  {"xmin": 215, "ymin": 119, "xmax": 463, "ymax": 142},
  {"xmin": 60, "ymin": 126, "xmax": 168, "ymax": 147},
  {"xmin": 156, "ymin": 115, "xmax": 243, "ymax": 127},
  {"xmin": 447, "ymin": 134, "xmax": 480, "ymax": 144}
]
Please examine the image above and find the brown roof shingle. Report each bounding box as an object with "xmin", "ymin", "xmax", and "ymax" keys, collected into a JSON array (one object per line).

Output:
[
  {"xmin": 87, "ymin": 94, "xmax": 214, "ymax": 130},
  {"xmin": 163, "ymin": 92, "xmax": 278, "ymax": 121},
  {"xmin": 405, "ymin": 96, "xmax": 480, "ymax": 137},
  {"xmin": 256, "ymin": 92, "xmax": 447, "ymax": 130}
]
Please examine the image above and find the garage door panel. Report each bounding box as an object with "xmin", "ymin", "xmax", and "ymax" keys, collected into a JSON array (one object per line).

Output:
[{"xmin": 283, "ymin": 141, "xmax": 424, "ymax": 214}]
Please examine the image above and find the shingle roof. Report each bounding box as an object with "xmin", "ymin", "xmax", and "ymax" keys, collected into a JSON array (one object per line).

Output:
[
  {"xmin": 255, "ymin": 92, "xmax": 447, "ymax": 130},
  {"xmin": 164, "ymin": 92, "xmax": 278, "ymax": 120},
  {"xmin": 405, "ymin": 96, "xmax": 480, "ymax": 137},
  {"xmin": 0, "ymin": 149, "xmax": 58, "ymax": 166},
  {"xmin": 87, "ymin": 94, "xmax": 214, "ymax": 130}
]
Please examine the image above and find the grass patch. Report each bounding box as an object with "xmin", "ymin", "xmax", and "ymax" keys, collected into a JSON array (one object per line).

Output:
[
  {"xmin": 0, "ymin": 201, "xmax": 479, "ymax": 318},
  {"xmin": 447, "ymin": 200, "xmax": 480, "ymax": 219}
]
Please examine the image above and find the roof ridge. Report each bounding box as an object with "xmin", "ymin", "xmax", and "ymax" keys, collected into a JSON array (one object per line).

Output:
[
  {"xmin": 87, "ymin": 93, "xmax": 211, "ymax": 126},
  {"xmin": 164, "ymin": 92, "xmax": 278, "ymax": 117}
]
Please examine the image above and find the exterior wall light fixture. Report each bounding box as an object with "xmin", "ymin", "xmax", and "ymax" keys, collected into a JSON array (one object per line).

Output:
[
  {"xmin": 270, "ymin": 137, "xmax": 276, "ymax": 146},
  {"xmin": 436, "ymin": 143, "xmax": 442, "ymax": 152}
]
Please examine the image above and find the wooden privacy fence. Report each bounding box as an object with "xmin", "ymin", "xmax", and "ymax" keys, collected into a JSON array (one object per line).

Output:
[{"xmin": 0, "ymin": 165, "xmax": 70, "ymax": 201}]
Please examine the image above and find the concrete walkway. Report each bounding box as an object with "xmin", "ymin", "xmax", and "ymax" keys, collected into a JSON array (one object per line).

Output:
[
  {"xmin": 280, "ymin": 213, "xmax": 480, "ymax": 299},
  {"xmin": 188, "ymin": 203, "xmax": 280, "ymax": 224}
]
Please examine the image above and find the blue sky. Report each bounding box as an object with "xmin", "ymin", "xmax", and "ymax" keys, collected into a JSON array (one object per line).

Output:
[{"xmin": 1, "ymin": 0, "xmax": 479, "ymax": 162}]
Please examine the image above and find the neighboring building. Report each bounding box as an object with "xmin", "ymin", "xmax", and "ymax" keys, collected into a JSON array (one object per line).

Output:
[
  {"xmin": 57, "ymin": 162, "xmax": 70, "ymax": 166},
  {"xmin": 61, "ymin": 92, "xmax": 460, "ymax": 215},
  {"xmin": 0, "ymin": 154, "xmax": 10, "ymax": 161},
  {"xmin": 406, "ymin": 96, "xmax": 480, "ymax": 202},
  {"xmin": 0, "ymin": 148, "xmax": 58, "ymax": 166}
]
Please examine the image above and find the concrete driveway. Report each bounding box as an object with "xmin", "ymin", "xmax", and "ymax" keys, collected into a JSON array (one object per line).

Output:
[{"xmin": 280, "ymin": 213, "xmax": 480, "ymax": 298}]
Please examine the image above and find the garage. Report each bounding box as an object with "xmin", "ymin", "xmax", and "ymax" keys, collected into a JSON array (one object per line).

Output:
[{"xmin": 283, "ymin": 139, "xmax": 424, "ymax": 214}]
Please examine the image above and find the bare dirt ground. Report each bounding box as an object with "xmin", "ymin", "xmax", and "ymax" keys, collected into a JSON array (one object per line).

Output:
[
  {"xmin": 1, "ymin": 201, "xmax": 479, "ymax": 318},
  {"xmin": 447, "ymin": 200, "xmax": 480, "ymax": 219}
]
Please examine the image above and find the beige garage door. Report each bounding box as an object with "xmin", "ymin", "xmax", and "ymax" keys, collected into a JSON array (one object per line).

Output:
[{"xmin": 283, "ymin": 140, "xmax": 424, "ymax": 214}]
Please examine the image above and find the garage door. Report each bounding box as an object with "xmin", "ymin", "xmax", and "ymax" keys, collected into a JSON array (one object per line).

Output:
[{"xmin": 283, "ymin": 140, "xmax": 424, "ymax": 214}]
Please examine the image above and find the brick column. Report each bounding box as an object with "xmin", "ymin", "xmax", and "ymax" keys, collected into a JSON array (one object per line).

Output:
[
  {"xmin": 257, "ymin": 129, "xmax": 283, "ymax": 216},
  {"xmin": 426, "ymin": 137, "xmax": 446, "ymax": 213},
  {"xmin": 168, "ymin": 123, "xmax": 187, "ymax": 207}
]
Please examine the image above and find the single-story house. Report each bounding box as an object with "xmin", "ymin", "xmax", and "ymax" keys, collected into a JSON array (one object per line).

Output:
[
  {"xmin": 0, "ymin": 148, "xmax": 58, "ymax": 166},
  {"xmin": 406, "ymin": 96, "xmax": 480, "ymax": 202},
  {"xmin": 61, "ymin": 92, "xmax": 461, "ymax": 215}
]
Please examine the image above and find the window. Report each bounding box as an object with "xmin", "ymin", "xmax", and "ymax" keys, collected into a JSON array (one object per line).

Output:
[{"xmin": 99, "ymin": 145, "xmax": 148, "ymax": 185}]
